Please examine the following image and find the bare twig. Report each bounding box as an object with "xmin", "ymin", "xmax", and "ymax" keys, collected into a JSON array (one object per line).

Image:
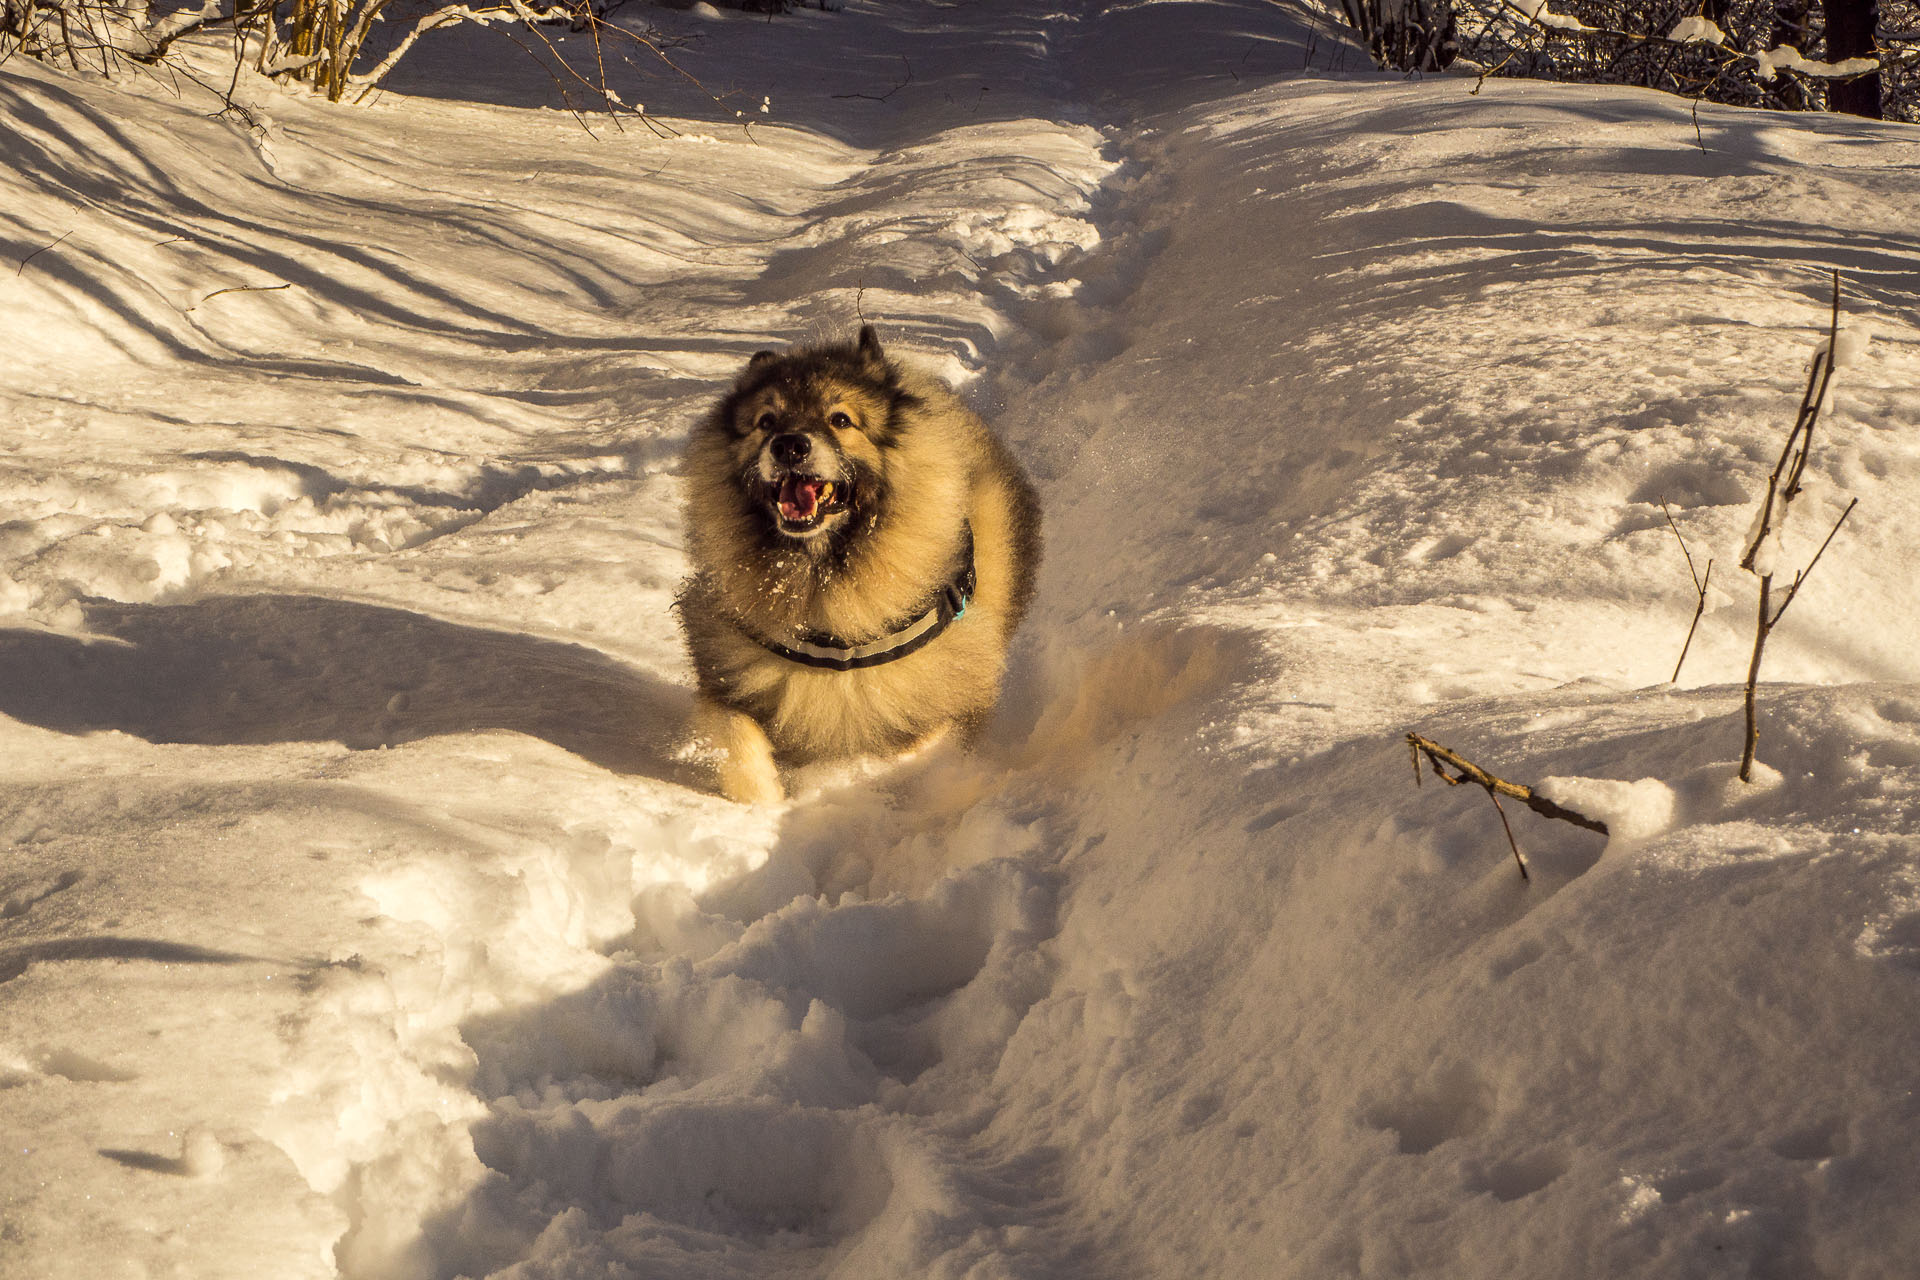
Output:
[
  {"xmin": 1660, "ymin": 498, "xmax": 1713, "ymax": 683},
  {"xmin": 1406, "ymin": 733, "xmax": 1610, "ymax": 881},
  {"xmin": 16, "ymin": 230, "xmax": 72, "ymax": 276},
  {"xmin": 1772, "ymin": 498, "xmax": 1858, "ymax": 629},
  {"xmin": 1408, "ymin": 734, "xmax": 1608, "ymax": 833},
  {"xmin": 833, "ymin": 55, "xmax": 912, "ymax": 101},
  {"xmin": 1676, "ymin": 561, "xmax": 1712, "ymax": 681},
  {"xmin": 1740, "ymin": 577, "xmax": 1771, "ymax": 780},
  {"xmin": 187, "ymin": 281, "xmax": 292, "ymax": 311},
  {"xmin": 1228, "ymin": 38, "xmax": 1255, "ymax": 82},
  {"xmin": 1487, "ymin": 790, "xmax": 1527, "ymax": 880},
  {"xmin": 1470, "ymin": 49, "xmax": 1523, "ymax": 95}
]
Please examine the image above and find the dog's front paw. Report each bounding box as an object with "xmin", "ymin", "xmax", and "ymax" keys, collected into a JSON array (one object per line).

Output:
[
  {"xmin": 718, "ymin": 751, "xmax": 785, "ymax": 806},
  {"xmin": 694, "ymin": 697, "xmax": 785, "ymax": 805}
]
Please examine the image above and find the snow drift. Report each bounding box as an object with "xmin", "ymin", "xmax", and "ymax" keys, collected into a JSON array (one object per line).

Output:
[{"xmin": 2, "ymin": 1, "xmax": 1919, "ymax": 1277}]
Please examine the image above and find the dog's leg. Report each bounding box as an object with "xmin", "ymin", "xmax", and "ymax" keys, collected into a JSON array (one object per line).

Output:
[{"xmin": 694, "ymin": 696, "xmax": 784, "ymax": 805}]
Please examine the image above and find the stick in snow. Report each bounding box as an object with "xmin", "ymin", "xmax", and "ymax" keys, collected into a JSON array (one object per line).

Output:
[
  {"xmin": 187, "ymin": 281, "xmax": 292, "ymax": 312},
  {"xmin": 833, "ymin": 55, "xmax": 913, "ymax": 102},
  {"xmin": 1660, "ymin": 498, "xmax": 1713, "ymax": 683},
  {"xmin": 16, "ymin": 230, "xmax": 73, "ymax": 277},
  {"xmin": 1406, "ymin": 733, "xmax": 1609, "ymax": 881}
]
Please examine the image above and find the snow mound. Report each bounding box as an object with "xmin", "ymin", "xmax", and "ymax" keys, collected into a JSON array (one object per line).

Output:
[{"xmin": 5, "ymin": 0, "xmax": 1920, "ymax": 1277}]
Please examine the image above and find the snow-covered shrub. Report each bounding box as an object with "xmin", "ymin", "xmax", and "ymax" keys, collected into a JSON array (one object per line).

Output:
[
  {"xmin": 0, "ymin": 0, "xmax": 674, "ymax": 111},
  {"xmin": 1335, "ymin": 0, "xmax": 1916, "ymax": 123},
  {"xmin": 0, "ymin": 0, "xmax": 148, "ymax": 70}
]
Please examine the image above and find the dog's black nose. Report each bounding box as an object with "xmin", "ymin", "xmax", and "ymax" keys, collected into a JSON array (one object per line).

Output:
[{"xmin": 770, "ymin": 433, "xmax": 812, "ymax": 466}]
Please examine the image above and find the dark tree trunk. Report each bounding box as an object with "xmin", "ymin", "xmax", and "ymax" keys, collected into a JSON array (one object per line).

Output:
[{"xmin": 1824, "ymin": 0, "xmax": 1883, "ymax": 118}]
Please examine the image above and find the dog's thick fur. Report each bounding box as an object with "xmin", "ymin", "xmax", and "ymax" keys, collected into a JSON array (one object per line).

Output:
[{"xmin": 677, "ymin": 327, "xmax": 1041, "ymax": 803}]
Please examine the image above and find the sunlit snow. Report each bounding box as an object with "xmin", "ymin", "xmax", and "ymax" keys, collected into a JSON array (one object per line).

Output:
[{"xmin": 3, "ymin": 1, "xmax": 1919, "ymax": 1277}]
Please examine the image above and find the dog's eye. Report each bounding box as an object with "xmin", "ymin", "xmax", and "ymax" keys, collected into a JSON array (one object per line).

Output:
[
  {"xmin": 753, "ymin": 411, "xmax": 778, "ymax": 434},
  {"xmin": 828, "ymin": 411, "xmax": 854, "ymax": 430}
]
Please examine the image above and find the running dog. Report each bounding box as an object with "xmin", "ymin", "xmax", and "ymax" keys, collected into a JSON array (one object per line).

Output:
[{"xmin": 677, "ymin": 326, "xmax": 1041, "ymax": 803}]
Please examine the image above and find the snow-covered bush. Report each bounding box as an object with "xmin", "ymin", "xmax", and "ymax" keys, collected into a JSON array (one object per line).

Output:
[
  {"xmin": 0, "ymin": 0, "xmax": 671, "ymax": 110},
  {"xmin": 1337, "ymin": 0, "xmax": 1918, "ymax": 123}
]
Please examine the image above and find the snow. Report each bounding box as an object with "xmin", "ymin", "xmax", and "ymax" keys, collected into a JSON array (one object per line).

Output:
[
  {"xmin": 1534, "ymin": 774, "xmax": 1676, "ymax": 843},
  {"xmin": 4, "ymin": 1, "xmax": 1920, "ymax": 1277},
  {"xmin": 1505, "ymin": 0, "xmax": 1597, "ymax": 33},
  {"xmin": 1666, "ymin": 17, "xmax": 1727, "ymax": 46},
  {"xmin": 1829, "ymin": 319, "xmax": 1877, "ymax": 370},
  {"xmin": 1751, "ymin": 45, "xmax": 1883, "ymax": 83}
]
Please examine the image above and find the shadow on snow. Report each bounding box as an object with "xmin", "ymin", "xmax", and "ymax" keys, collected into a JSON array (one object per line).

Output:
[{"xmin": 0, "ymin": 594, "xmax": 694, "ymax": 782}]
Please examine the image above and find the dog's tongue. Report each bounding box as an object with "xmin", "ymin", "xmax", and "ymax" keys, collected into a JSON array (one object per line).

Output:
[{"xmin": 779, "ymin": 477, "xmax": 826, "ymax": 521}]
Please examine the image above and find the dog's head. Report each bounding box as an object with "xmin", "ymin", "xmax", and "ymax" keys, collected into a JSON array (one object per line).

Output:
[{"xmin": 712, "ymin": 326, "xmax": 921, "ymax": 543}]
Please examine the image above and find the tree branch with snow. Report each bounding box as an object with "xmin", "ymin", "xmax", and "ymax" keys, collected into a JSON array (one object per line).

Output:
[
  {"xmin": 1427, "ymin": 0, "xmax": 1911, "ymax": 121},
  {"xmin": 1736, "ymin": 272, "xmax": 1865, "ymax": 783},
  {"xmin": 2, "ymin": 0, "xmax": 725, "ymax": 128}
]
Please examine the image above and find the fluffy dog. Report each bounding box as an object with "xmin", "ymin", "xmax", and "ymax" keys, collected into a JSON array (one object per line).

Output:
[{"xmin": 677, "ymin": 326, "xmax": 1040, "ymax": 804}]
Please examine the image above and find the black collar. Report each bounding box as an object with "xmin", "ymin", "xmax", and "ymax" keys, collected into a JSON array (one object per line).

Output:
[{"xmin": 754, "ymin": 525, "xmax": 975, "ymax": 672}]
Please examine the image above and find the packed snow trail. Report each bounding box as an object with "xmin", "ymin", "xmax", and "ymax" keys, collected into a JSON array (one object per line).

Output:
[{"xmin": 5, "ymin": 1, "xmax": 1920, "ymax": 1278}]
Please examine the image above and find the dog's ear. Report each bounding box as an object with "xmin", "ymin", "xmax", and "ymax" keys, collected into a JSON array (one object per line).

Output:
[
  {"xmin": 746, "ymin": 349, "xmax": 779, "ymax": 374},
  {"xmin": 855, "ymin": 325, "xmax": 888, "ymax": 376}
]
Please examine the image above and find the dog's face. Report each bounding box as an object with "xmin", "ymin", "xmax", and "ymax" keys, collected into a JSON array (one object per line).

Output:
[{"xmin": 717, "ymin": 327, "xmax": 916, "ymax": 544}]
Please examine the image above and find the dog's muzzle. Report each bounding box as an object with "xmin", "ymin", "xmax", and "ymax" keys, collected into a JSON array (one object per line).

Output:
[{"xmin": 760, "ymin": 434, "xmax": 852, "ymax": 535}]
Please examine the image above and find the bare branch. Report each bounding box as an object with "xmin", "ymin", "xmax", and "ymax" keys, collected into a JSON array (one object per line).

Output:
[
  {"xmin": 16, "ymin": 229, "xmax": 72, "ymax": 277},
  {"xmin": 346, "ymin": 3, "xmax": 495, "ymax": 93},
  {"xmin": 1661, "ymin": 498, "xmax": 1704, "ymax": 594},
  {"xmin": 1407, "ymin": 734, "xmax": 1608, "ymax": 834},
  {"xmin": 1739, "ymin": 273, "xmax": 1857, "ymax": 783},
  {"xmin": 834, "ymin": 55, "xmax": 912, "ymax": 101},
  {"xmin": 1742, "ymin": 273, "xmax": 1842, "ymax": 574},
  {"xmin": 1404, "ymin": 733, "xmax": 1609, "ymax": 881},
  {"xmin": 1660, "ymin": 499, "xmax": 1713, "ymax": 683},
  {"xmin": 1769, "ymin": 497, "xmax": 1858, "ymax": 628},
  {"xmin": 1487, "ymin": 789, "xmax": 1529, "ymax": 881},
  {"xmin": 187, "ymin": 281, "xmax": 292, "ymax": 311}
]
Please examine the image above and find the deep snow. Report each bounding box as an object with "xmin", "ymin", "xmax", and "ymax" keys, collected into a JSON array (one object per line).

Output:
[{"xmin": 3, "ymin": 2, "xmax": 1920, "ymax": 1277}]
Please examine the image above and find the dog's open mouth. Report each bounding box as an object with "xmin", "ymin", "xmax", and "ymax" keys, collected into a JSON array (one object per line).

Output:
[{"xmin": 773, "ymin": 476, "xmax": 850, "ymax": 532}]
